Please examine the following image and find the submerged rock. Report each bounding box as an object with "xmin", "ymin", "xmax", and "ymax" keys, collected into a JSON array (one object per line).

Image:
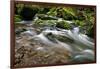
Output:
[
  {"xmin": 15, "ymin": 29, "xmax": 71, "ymax": 67},
  {"xmin": 15, "ymin": 19, "xmax": 94, "ymax": 67}
]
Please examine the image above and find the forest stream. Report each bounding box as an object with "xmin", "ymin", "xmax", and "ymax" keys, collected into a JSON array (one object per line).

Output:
[
  {"xmin": 15, "ymin": 20, "xmax": 94, "ymax": 66},
  {"xmin": 14, "ymin": 4, "xmax": 95, "ymax": 67}
]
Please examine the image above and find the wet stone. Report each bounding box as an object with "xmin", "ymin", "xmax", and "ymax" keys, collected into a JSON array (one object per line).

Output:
[{"xmin": 15, "ymin": 24, "xmax": 73, "ymax": 66}]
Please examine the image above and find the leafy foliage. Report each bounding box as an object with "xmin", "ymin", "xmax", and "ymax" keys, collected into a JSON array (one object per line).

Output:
[{"xmin": 15, "ymin": 4, "xmax": 95, "ymax": 38}]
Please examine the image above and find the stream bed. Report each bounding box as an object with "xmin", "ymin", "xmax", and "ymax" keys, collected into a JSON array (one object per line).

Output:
[{"xmin": 14, "ymin": 20, "xmax": 95, "ymax": 67}]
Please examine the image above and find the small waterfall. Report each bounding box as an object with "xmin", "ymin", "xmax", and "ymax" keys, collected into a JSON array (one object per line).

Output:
[
  {"xmin": 71, "ymin": 27, "xmax": 94, "ymax": 49},
  {"xmin": 32, "ymin": 27, "xmax": 73, "ymax": 53},
  {"xmin": 57, "ymin": 27, "xmax": 94, "ymax": 49},
  {"xmin": 15, "ymin": 19, "xmax": 93, "ymax": 63},
  {"xmin": 30, "ymin": 26, "xmax": 94, "ymax": 61}
]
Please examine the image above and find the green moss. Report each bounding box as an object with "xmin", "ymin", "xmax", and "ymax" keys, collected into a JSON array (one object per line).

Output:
[
  {"xmin": 14, "ymin": 15, "xmax": 22, "ymax": 22},
  {"xmin": 56, "ymin": 20, "xmax": 71, "ymax": 29}
]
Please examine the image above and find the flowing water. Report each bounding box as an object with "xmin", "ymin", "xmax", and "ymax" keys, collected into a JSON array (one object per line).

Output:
[
  {"xmin": 15, "ymin": 20, "xmax": 95, "ymax": 65},
  {"xmin": 29, "ymin": 25, "xmax": 94, "ymax": 61}
]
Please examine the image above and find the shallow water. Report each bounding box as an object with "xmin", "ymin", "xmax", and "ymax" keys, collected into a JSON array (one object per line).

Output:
[{"xmin": 15, "ymin": 21, "xmax": 95, "ymax": 66}]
